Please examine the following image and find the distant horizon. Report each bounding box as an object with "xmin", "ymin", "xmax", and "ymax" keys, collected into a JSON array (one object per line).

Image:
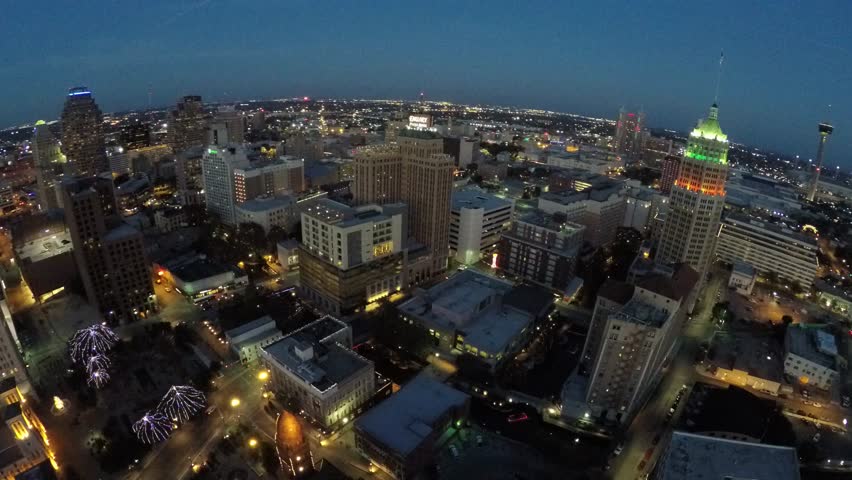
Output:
[{"xmin": 5, "ymin": 93, "xmax": 839, "ymax": 170}]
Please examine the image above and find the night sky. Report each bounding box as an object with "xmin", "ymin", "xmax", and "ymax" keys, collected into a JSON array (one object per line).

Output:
[{"xmin": 3, "ymin": 1, "xmax": 851, "ymax": 166}]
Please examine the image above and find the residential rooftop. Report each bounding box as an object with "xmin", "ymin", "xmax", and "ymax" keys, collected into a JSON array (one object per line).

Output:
[
  {"xmin": 659, "ymin": 431, "xmax": 800, "ymax": 480},
  {"xmin": 356, "ymin": 375, "xmax": 469, "ymax": 457}
]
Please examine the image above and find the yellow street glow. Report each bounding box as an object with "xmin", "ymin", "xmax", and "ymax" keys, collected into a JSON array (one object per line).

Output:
[{"xmin": 230, "ymin": 397, "xmax": 241, "ymax": 408}]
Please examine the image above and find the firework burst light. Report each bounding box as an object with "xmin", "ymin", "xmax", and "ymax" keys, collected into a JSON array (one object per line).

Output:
[
  {"xmin": 87, "ymin": 368, "xmax": 110, "ymax": 389},
  {"xmin": 158, "ymin": 385, "xmax": 206, "ymax": 423},
  {"xmin": 85, "ymin": 354, "xmax": 110, "ymax": 377},
  {"xmin": 132, "ymin": 412, "xmax": 172, "ymax": 444},
  {"xmin": 69, "ymin": 324, "xmax": 119, "ymax": 364}
]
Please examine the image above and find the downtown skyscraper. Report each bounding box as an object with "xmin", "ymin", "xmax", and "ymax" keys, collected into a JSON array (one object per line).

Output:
[
  {"xmin": 614, "ymin": 109, "xmax": 646, "ymax": 160},
  {"xmin": 61, "ymin": 176, "xmax": 156, "ymax": 323},
  {"xmin": 352, "ymin": 129, "xmax": 454, "ymax": 276},
  {"xmin": 60, "ymin": 87, "xmax": 108, "ymax": 176},
  {"xmin": 656, "ymin": 104, "xmax": 729, "ymax": 274},
  {"xmin": 31, "ymin": 121, "xmax": 65, "ymax": 211},
  {"xmin": 168, "ymin": 95, "xmax": 208, "ymax": 154}
]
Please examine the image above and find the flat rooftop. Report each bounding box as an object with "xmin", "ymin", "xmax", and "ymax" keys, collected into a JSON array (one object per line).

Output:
[
  {"xmin": 400, "ymin": 270, "xmax": 514, "ymax": 329},
  {"xmin": 170, "ymin": 257, "xmax": 232, "ymax": 282},
  {"xmin": 225, "ymin": 315, "xmax": 276, "ymax": 340},
  {"xmin": 461, "ymin": 306, "xmax": 531, "ymax": 355},
  {"xmin": 102, "ymin": 223, "xmax": 140, "ymax": 242},
  {"xmin": 356, "ymin": 375, "xmax": 469, "ymax": 457},
  {"xmin": 452, "ymin": 188, "xmax": 513, "ymax": 213},
  {"xmin": 263, "ymin": 339, "xmax": 369, "ymax": 393},
  {"xmin": 785, "ymin": 325, "xmax": 837, "ymax": 371},
  {"xmin": 516, "ymin": 210, "xmax": 585, "ymax": 235},
  {"xmin": 15, "ymin": 230, "xmax": 72, "ymax": 264},
  {"xmin": 732, "ymin": 262, "xmax": 756, "ymax": 277},
  {"xmin": 723, "ymin": 213, "xmax": 817, "ymax": 247},
  {"xmin": 615, "ymin": 298, "xmax": 670, "ymax": 328},
  {"xmin": 660, "ymin": 431, "xmax": 800, "ymax": 480},
  {"xmin": 236, "ymin": 195, "xmax": 294, "ymax": 213},
  {"xmin": 263, "ymin": 316, "xmax": 364, "ymax": 393}
]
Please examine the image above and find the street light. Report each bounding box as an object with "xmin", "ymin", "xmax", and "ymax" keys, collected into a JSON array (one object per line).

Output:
[
  {"xmin": 843, "ymin": 418, "xmax": 848, "ymax": 427},
  {"xmin": 230, "ymin": 397, "xmax": 241, "ymax": 408},
  {"xmin": 248, "ymin": 438, "xmax": 258, "ymax": 448},
  {"xmin": 258, "ymin": 371, "xmax": 269, "ymax": 381}
]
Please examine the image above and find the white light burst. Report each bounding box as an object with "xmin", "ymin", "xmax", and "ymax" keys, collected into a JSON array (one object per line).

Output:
[
  {"xmin": 157, "ymin": 385, "xmax": 206, "ymax": 423},
  {"xmin": 69, "ymin": 324, "xmax": 119, "ymax": 364},
  {"xmin": 132, "ymin": 412, "xmax": 172, "ymax": 444}
]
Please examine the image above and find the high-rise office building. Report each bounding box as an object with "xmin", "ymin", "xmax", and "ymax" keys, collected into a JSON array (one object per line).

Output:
[
  {"xmin": 497, "ymin": 211, "xmax": 584, "ymax": 292},
  {"xmin": 353, "ymin": 145, "xmax": 403, "ymax": 205},
  {"xmin": 31, "ymin": 121, "xmax": 64, "ymax": 211},
  {"xmin": 614, "ymin": 109, "xmax": 646, "ymax": 160},
  {"xmin": 656, "ymin": 104, "xmax": 729, "ymax": 274},
  {"xmin": 175, "ymin": 146, "xmax": 205, "ymax": 205},
  {"xmin": 214, "ymin": 106, "xmax": 245, "ymax": 144},
  {"xmin": 805, "ymin": 122, "xmax": 834, "ymax": 202},
  {"xmin": 168, "ymin": 95, "xmax": 208, "ymax": 154},
  {"xmin": 351, "ymin": 131, "xmax": 454, "ymax": 276},
  {"xmin": 201, "ymin": 145, "xmax": 250, "ymax": 225},
  {"xmin": 583, "ymin": 265, "xmax": 698, "ymax": 422},
  {"xmin": 61, "ymin": 176, "xmax": 156, "ymax": 323},
  {"xmin": 659, "ymin": 155, "xmax": 681, "ymax": 194},
  {"xmin": 399, "ymin": 130, "xmax": 455, "ymax": 274},
  {"xmin": 233, "ymin": 156, "xmax": 305, "ymax": 203},
  {"xmin": 120, "ymin": 121, "xmax": 151, "ymax": 151},
  {"xmin": 60, "ymin": 87, "xmax": 108, "ymax": 176}
]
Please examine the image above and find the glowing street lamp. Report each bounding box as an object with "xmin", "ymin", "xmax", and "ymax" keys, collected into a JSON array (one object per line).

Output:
[
  {"xmin": 248, "ymin": 438, "xmax": 258, "ymax": 448},
  {"xmin": 257, "ymin": 371, "xmax": 269, "ymax": 381},
  {"xmin": 230, "ymin": 397, "xmax": 241, "ymax": 408}
]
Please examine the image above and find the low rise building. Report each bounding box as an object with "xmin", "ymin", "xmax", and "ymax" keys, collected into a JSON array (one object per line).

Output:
[
  {"xmin": 728, "ymin": 262, "xmax": 757, "ymax": 295},
  {"xmin": 449, "ymin": 188, "xmax": 513, "ymax": 265},
  {"xmin": 225, "ymin": 316, "xmax": 283, "ymax": 364},
  {"xmin": 235, "ymin": 195, "xmax": 297, "ymax": 233},
  {"xmin": 655, "ymin": 431, "xmax": 800, "ymax": 480},
  {"xmin": 715, "ymin": 213, "xmax": 819, "ymax": 287},
  {"xmin": 154, "ymin": 208, "xmax": 187, "ymax": 233},
  {"xmin": 783, "ymin": 325, "xmax": 841, "ymax": 390},
  {"xmin": 355, "ymin": 375, "xmax": 469, "ymax": 480},
  {"xmin": 398, "ymin": 270, "xmax": 535, "ymax": 368},
  {"xmin": 277, "ymin": 239, "xmax": 300, "ymax": 273},
  {"xmin": 814, "ymin": 279, "xmax": 852, "ymax": 320},
  {"xmin": 12, "ymin": 211, "xmax": 76, "ymax": 303},
  {"xmin": 497, "ymin": 210, "xmax": 584, "ymax": 294},
  {"xmin": 159, "ymin": 254, "xmax": 248, "ymax": 302},
  {"xmin": 261, "ymin": 316, "xmax": 374, "ymax": 429}
]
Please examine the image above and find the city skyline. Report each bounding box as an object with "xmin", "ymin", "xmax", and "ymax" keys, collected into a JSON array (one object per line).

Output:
[{"xmin": 2, "ymin": 1, "xmax": 851, "ymax": 166}]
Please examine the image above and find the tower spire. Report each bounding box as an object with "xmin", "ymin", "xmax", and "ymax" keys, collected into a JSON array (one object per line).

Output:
[{"xmin": 714, "ymin": 50, "xmax": 724, "ymax": 105}]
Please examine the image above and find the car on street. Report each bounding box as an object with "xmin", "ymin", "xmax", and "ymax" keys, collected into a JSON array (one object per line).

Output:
[
  {"xmin": 507, "ymin": 413, "xmax": 529, "ymax": 423},
  {"xmin": 613, "ymin": 443, "xmax": 624, "ymax": 456}
]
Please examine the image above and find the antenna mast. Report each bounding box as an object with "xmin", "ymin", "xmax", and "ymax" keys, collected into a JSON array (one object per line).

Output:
[{"xmin": 714, "ymin": 50, "xmax": 724, "ymax": 104}]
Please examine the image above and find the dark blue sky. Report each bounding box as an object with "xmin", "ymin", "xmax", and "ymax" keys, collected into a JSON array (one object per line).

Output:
[{"xmin": 3, "ymin": 1, "xmax": 851, "ymax": 166}]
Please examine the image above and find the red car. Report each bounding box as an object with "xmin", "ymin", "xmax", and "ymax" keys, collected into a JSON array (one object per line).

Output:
[{"xmin": 507, "ymin": 413, "xmax": 529, "ymax": 423}]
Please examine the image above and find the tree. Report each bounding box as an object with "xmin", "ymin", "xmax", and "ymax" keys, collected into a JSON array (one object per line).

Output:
[{"xmin": 781, "ymin": 315, "xmax": 794, "ymax": 327}]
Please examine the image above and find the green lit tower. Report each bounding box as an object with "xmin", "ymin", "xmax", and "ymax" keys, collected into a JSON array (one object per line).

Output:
[
  {"xmin": 805, "ymin": 122, "xmax": 834, "ymax": 202},
  {"xmin": 656, "ymin": 103, "xmax": 729, "ymax": 274}
]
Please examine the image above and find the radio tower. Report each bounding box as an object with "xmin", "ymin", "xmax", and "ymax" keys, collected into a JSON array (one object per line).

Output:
[{"xmin": 805, "ymin": 120, "xmax": 834, "ymax": 202}]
